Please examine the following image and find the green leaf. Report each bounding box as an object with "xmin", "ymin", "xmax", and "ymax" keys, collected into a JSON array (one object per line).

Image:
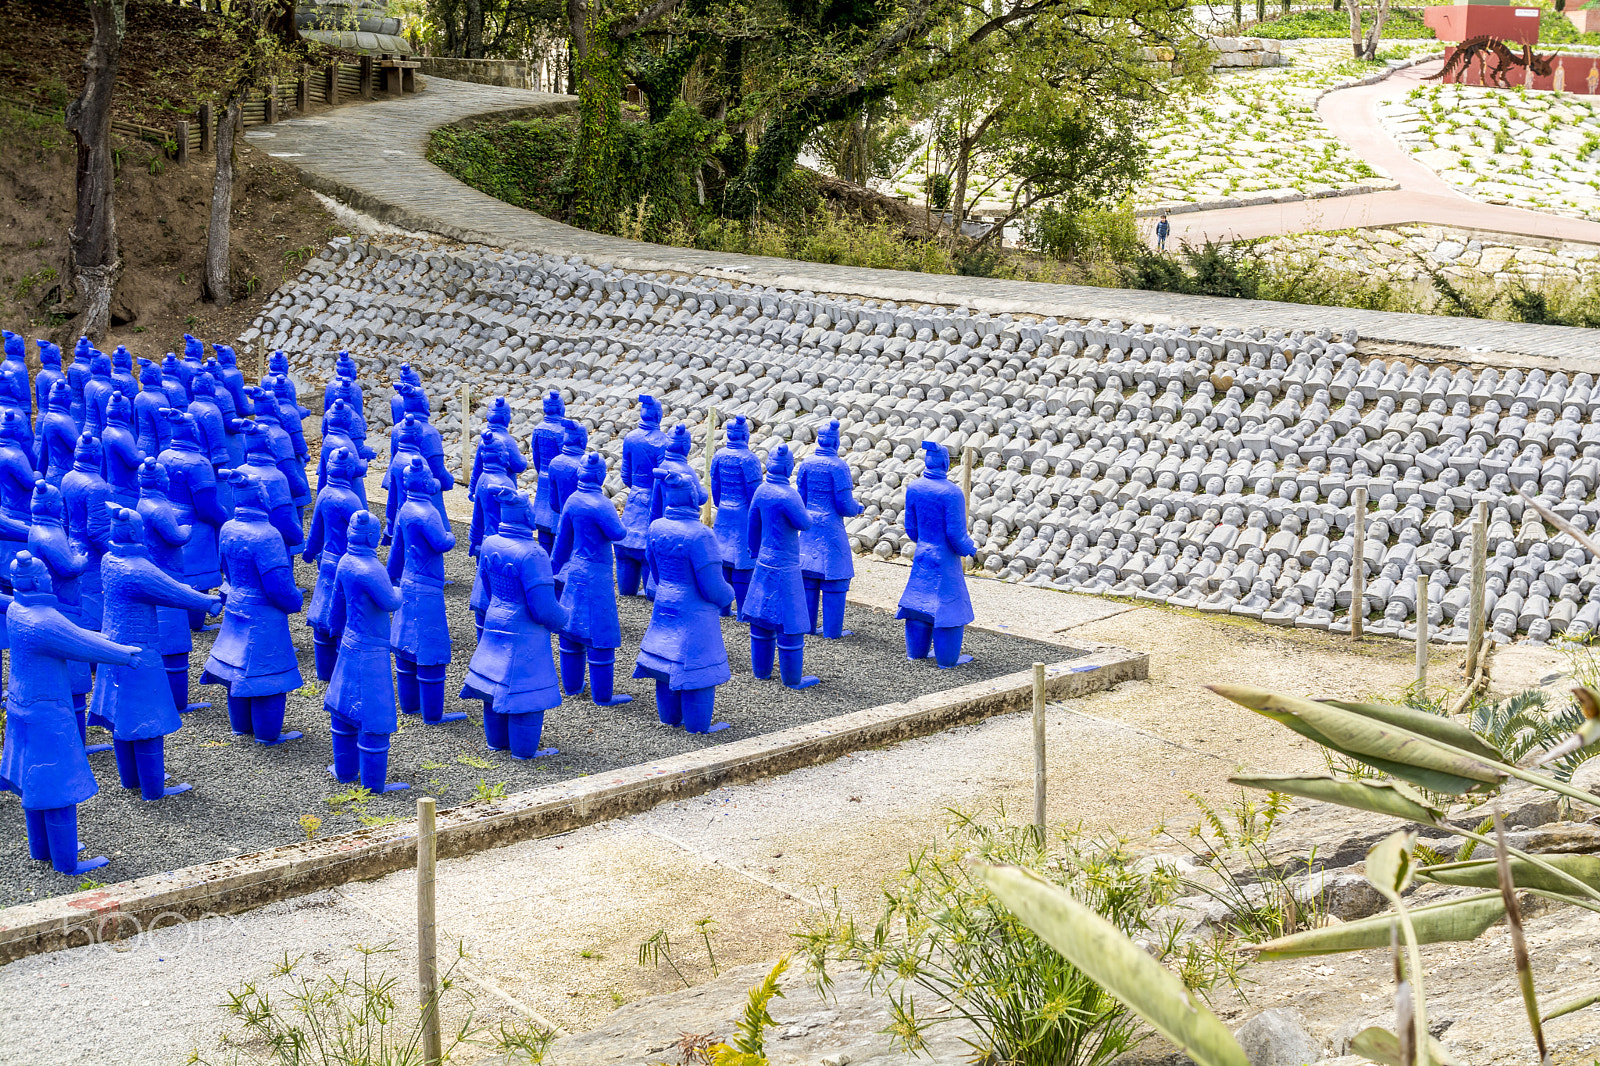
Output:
[
  {"xmin": 1542, "ymin": 989, "xmax": 1600, "ymax": 1022},
  {"xmin": 1349, "ymin": 1026, "xmax": 1463, "ymax": 1065},
  {"xmin": 1229, "ymin": 775, "xmax": 1444, "ymax": 824},
  {"xmin": 1419, "ymin": 855, "xmax": 1600, "ymax": 894},
  {"xmin": 1254, "ymin": 893, "xmax": 1505, "ymax": 960},
  {"xmin": 1367, "ymin": 831, "xmax": 1417, "ymax": 898},
  {"xmin": 1325, "ymin": 699, "xmax": 1506, "ymax": 763},
  {"xmin": 974, "ymin": 863, "xmax": 1250, "ymax": 1066},
  {"xmin": 1209, "ymin": 685, "xmax": 1506, "ymax": 795}
]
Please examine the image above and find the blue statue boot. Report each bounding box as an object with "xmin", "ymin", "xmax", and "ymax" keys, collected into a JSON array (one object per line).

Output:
[
  {"xmin": 933, "ymin": 626, "xmax": 973, "ymax": 668},
  {"xmin": 329, "ymin": 710, "xmax": 360, "ymax": 783},
  {"xmin": 358, "ymin": 733, "xmax": 409, "ymax": 792},
  {"xmin": 586, "ymin": 646, "xmax": 631, "ymax": 706},
  {"xmin": 777, "ymin": 633, "xmax": 819, "ymax": 690}
]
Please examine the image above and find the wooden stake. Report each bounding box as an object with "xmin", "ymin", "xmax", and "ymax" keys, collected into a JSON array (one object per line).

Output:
[
  {"xmin": 417, "ymin": 797, "xmax": 442, "ymax": 1066},
  {"xmin": 702, "ymin": 407, "xmax": 717, "ymax": 525},
  {"xmin": 174, "ymin": 119, "xmax": 189, "ymax": 164},
  {"xmin": 1032, "ymin": 662, "xmax": 1046, "ymax": 836},
  {"xmin": 1416, "ymin": 573, "xmax": 1429, "ymax": 698},
  {"xmin": 960, "ymin": 445, "xmax": 975, "ymax": 569},
  {"xmin": 1351, "ymin": 485, "xmax": 1367, "ymax": 641},
  {"xmin": 197, "ymin": 102, "xmax": 212, "ymax": 153},
  {"xmin": 1466, "ymin": 501, "xmax": 1489, "ymax": 679}
]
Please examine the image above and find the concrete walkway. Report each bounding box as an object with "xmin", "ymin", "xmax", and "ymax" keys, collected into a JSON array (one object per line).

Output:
[
  {"xmin": 251, "ymin": 75, "xmax": 1600, "ymax": 364},
  {"xmin": 1170, "ymin": 61, "xmax": 1600, "ymax": 246},
  {"xmin": 0, "ymin": 559, "xmax": 1457, "ymax": 1065}
]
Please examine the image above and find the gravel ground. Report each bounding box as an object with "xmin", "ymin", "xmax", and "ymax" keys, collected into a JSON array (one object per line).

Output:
[{"xmin": 0, "ymin": 523, "xmax": 1073, "ymax": 906}]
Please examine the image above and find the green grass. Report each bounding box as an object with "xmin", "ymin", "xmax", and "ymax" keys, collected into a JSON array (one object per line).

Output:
[{"xmin": 1246, "ymin": 7, "xmax": 1430, "ymax": 39}]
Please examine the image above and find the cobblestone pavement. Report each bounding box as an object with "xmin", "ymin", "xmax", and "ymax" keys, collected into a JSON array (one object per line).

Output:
[{"xmin": 250, "ymin": 76, "xmax": 1600, "ymax": 366}]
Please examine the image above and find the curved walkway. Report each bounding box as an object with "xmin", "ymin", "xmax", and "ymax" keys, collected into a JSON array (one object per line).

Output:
[
  {"xmin": 1169, "ymin": 61, "xmax": 1600, "ymax": 246},
  {"xmin": 250, "ymin": 75, "xmax": 1600, "ymax": 365}
]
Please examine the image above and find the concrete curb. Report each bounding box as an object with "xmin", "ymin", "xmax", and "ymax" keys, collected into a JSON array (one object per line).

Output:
[{"xmin": 0, "ymin": 639, "xmax": 1145, "ymax": 965}]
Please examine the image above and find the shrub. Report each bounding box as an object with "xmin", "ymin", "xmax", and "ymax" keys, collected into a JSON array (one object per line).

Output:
[{"xmin": 1246, "ymin": 7, "xmax": 1429, "ymax": 39}]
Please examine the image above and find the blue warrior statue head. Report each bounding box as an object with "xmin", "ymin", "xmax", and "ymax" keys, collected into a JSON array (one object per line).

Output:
[
  {"xmin": 665, "ymin": 423, "xmax": 691, "ymax": 462},
  {"xmin": 561, "ymin": 419, "xmax": 587, "ymax": 455},
  {"xmin": 487, "ymin": 396, "xmax": 511, "ymax": 429},
  {"xmin": 494, "ymin": 486, "xmax": 534, "ymax": 536},
  {"xmin": 346, "ymin": 508, "xmax": 382, "ymax": 555},
  {"xmin": 921, "ymin": 440, "xmax": 950, "ymax": 479},
  {"xmin": 578, "ymin": 452, "xmax": 605, "ymax": 489},
  {"xmin": 326, "ymin": 445, "xmax": 359, "ymax": 486},
  {"xmin": 184, "ymin": 334, "xmax": 205, "ymax": 364},
  {"xmin": 11, "ymin": 550, "xmax": 55, "ymax": 601},
  {"xmin": 726, "ymin": 415, "xmax": 750, "ymax": 449},
  {"xmin": 543, "ymin": 390, "xmax": 565, "ymax": 419},
  {"xmin": 816, "ymin": 419, "xmax": 841, "ymax": 457},
  {"xmin": 766, "ymin": 443, "xmax": 794, "ymax": 482},
  {"xmin": 638, "ymin": 394, "xmax": 662, "ymax": 430}
]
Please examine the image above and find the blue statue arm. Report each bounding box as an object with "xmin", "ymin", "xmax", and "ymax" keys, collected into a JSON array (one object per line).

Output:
[
  {"xmin": 710, "ymin": 460, "xmax": 723, "ymax": 508},
  {"xmin": 522, "ymin": 556, "xmax": 568, "ymax": 633},
  {"xmin": 903, "ymin": 495, "xmax": 921, "ymax": 544},
  {"xmin": 945, "ymin": 492, "xmax": 976, "ymax": 557},
  {"xmin": 832, "ymin": 465, "xmax": 863, "ymax": 518},
  {"xmin": 597, "ymin": 501, "xmax": 625, "ymax": 543},
  {"xmin": 423, "ymin": 514, "xmax": 457, "ymax": 554},
  {"xmin": 470, "ymin": 551, "xmax": 491, "ymax": 614},
  {"xmin": 301, "ymin": 500, "xmax": 327, "ymax": 564},
  {"xmin": 746, "ymin": 499, "xmax": 764, "ymax": 559},
  {"xmin": 141, "ymin": 558, "xmax": 222, "ymax": 613},
  {"xmin": 550, "ymin": 511, "xmax": 575, "ymax": 574},
  {"xmin": 41, "ymin": 617, "xmax": 143, "ymax": 669},
  {"xmin": 191, "ymin": 483, "xmax": 229, "ymax": 529},
  {"xmin": 268, "ymin": 503, "xmax": 304, "ymax": 548},
  {"xmin": 0, "ymin": 511, "xmax": 28, "ymax": 542},
  {"xmin": 360, "ymin": 562, "xmax": 403, "ymax": 613},
  {"xmin": 692, "ymin": 556, "xmax": 735, "ymax": 609},
  {"xmin": 505, "ymin": 445, "xmax": 528, "ymax": 477},
  {"xmin": 146, "ymin": 503, "xmax": 192, "ymax": 549},
  {"xmin": 620, "ymin": 446, "xmax": 635, "ymax": 489},
  {"xmin": 277, "ymin": 456, "xmax": 310, "ymax": 500},
  {"xmin": 468, "ymin": 449, "xmax": 484, "ymax": 499},
  {"xmin": 262, "ymin": 560, "xmax": 303, "ymax": 614},
  {"xmin": 86, "ymin": 485, "xmax": 113, "ymax": 552},
  {"xmin": 386, "ymin": 524, "xmax": 406, "ymax": 583},
  {"xmin": 781, "ymin": 492, "xmax": 813, "ymax": 533}
]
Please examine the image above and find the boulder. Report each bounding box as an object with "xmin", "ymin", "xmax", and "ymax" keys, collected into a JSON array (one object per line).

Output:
[{"xmin": 1235, "ymin": 1008, "xmax": 1323, "ymax": 1066}]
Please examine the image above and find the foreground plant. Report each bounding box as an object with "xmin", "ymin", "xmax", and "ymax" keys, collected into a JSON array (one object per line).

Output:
[{"xmin": 794, "ymin": 809, "xmax": 1233, "ymax": 1066}]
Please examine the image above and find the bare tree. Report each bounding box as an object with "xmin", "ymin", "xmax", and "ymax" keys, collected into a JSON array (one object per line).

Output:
[
  {"xmin": 1347, "ymin": 0, "xmax": 1390, "ymax": 60},
  {"xmin": 204, "ymin": 100, "xmax": 241, "ymax": 307},
  {"xmin": 64, "ymin": 0, "xmax": 126, "ymax": 343}
]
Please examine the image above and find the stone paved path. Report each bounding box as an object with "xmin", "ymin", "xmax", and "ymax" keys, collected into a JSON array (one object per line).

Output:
[
  {"xmin": 251, "ymin": 75, "xmax": 1600, "ymax": 366},
  {"xmin": 1168, "ymin": 61, "xmax": 1600, "ymax": 247}
]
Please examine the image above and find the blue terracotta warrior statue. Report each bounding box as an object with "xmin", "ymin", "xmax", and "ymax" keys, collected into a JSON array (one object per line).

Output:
[
  {"xmin": 61, "ymin": 434, "xmax": 111, "ymax": 629},
  {"xmin": 650, "ymin": 424, "xmax": 707, "ymax": 523},
  {"xmin": 304, "ymin": 446, "xmax": 365, "ymax": 682},
  {"xmin": 102, "ymin": 391, "xmax": 143, "ymax": 507},
  {"xmin": 797, "ymin": 419, "xmax": 863, "ymax": 639},
  {"xmin": 389, "ymin": 363, "xmax": 424, "ymax": 424},
  {"xmin": 110, "ymin": 344, "xmax": 138, "ymax": 403},
  {"xmin": 96, "ymin": 507, "xmax": 220, "ymax": 799},
  {"xmin": 27, "ymin": 480, "xmax": 100, "ymax": 750},
  {"xmin": 134, "ymin": 359, "xmax": 173, "ymax": 457},
  {"xmin": 202, "ymin": 469, "xmax": 305, "ymax": 745},
  {"xmin": 468, "ymin": 433, "xmax": 514, "ymax": 558},
  {"xmin": 331, "ymin": 350, "xmax": 364, "ymax": 415},
  {"xmin": 0, "ymin": 551, "xmax": 145, "ymax": 874},
  {"xmin": 269, "ymin": 372, "xmax": 311, "ymax": 469},
  {"xmin": 324, "ymin": 376, "xmax": 370, "ymax": 453},
  {"xmin": 237, "ymin": 422, "xmax": 305, "ymax": 551},
  {"xmin": 136, "ymin": 458, "xmax": 211, "ymax": 714},
  {"xmin": 158, "ymin": 409, "xmax": 227, "ymax": 629},
  {"xmin": 385, "ymin": 414, "xmax": 443, "ymax": 541},
  {"xmin": 213, "ymin": 344, "xmax": 251, "ymax": 417},
  {"xmin": 83, "ymin": 348, "xmax": 115, "ymax": 436},
  {"xmin": 178, "ymin": 334, "xmax": 206, "ymax": 398},
  {"xmin": 388, "ymin": 457, "xmax": 460, "ymax": 724},
  {"xmin": 0, "ymin": 332, "xmax": 34, "ymax": 456},
  {"xmin": 462, "ymin": 488, "xmax": 566, "ymax": 757},
  {"xmin": 188, "ymin": 370, "xmax": 237, "ymax": 471},
  {"xmin": 469, "ymin": 396, "xmax": 527, "ymax": 498},
  {"xmin": 66, "ymin": 337, "xmax": 91, "ymax": 428},
  {"xmin": 897, "ymin": 441, "xmax": 976, "ymax": 668},
  {"xmin": 711, "ymin": 415, "xmax": 762, "ymax": 616},
  {"xmin": 0, "ymin": 410, "xmax": 36, "ymax": 586},
  {"xmin": 248, "ymin": 384, "xmax": 312, "ymax": 537},
  {"xmin": 617, "ymin": 395, "xmax": 666, "ymax": 596},
  {"xmin": 204, "ymin": 360, "xmax": 249, "ymax": 467},
  {"xmin": 634, "ymin": 471, "xmax": 735, "ymax": 733},
  {"xmin": 545, "ymin": 419, "xmax": 587, "ymax": 525},
  {"xmin": 552, "ymin": 453, "xmax": 631, "ymax": 706},
  {"xmin": 318, "ymin": 400, "xmax": 372, "ymax": 506},
  {"xmin": 740, "ymin": 444, "xmax": 819, "ymax": 689},
  {"xmin": 33, "ymin": 339, "xmax": 65, "ymax": 446},
  {"xmin": 394, "ymin": 383, "xmax": 454, "ymax": 506},
  {"xmin": 327, "ymin": 510, "xmax": 408, "ymax": 792},
  {"xmin": 159, "ymin": 354, "xmax": 188, "ymax": 409},
  {"xmin": 530, "ymin": 391, "xmax": 567, "ymax": 551},
  {"xmin": 36, "ymin": 381, "xmax": 79, "ymax": 486}
]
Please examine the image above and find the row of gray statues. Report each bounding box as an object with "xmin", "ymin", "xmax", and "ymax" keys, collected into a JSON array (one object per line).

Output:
[{"xmin": 0, "ymin": 332, "xmax": 975, "ymax": 877}]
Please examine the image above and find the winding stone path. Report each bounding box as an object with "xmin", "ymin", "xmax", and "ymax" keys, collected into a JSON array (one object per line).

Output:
[
  {"xmin": 1168, "ymin": 61, "xmax": 1600, "ymax": 247},
  {"xmin": 251, "ymin": 75, "xmax": 1600, "ymax": 367}
]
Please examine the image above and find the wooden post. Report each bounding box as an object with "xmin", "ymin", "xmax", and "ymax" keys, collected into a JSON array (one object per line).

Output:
[
  {"xmin": 360, "ymin": 55, "xmax": 374, "ymax": 100},
  {"xmin": 296, "ymin": 65, "xmax": 309, "ymax": 112},
  {"xmin": 1032, "ymin": 662, "xmax": 1046, "ymax": 837},
  {"xmin": 174, "ymin": 119, "xmax": 189, "ymax": 164},
  {"xmin": 1465, "ymin": 501, "xmax": 1489, "ymax": 679},
  {"xmin": 1415, "ymin": 573, "xmax": 1429, "ymax": 698},
  {"xmin": 960, "ymin": 445, "xmax": 975, "ymax": 570},
  {"xmin": 197, "ymin": 103, "xmax": 212, "ymax": 153},
  {"xmin": 416, "ymin": 797, "xmax": 442, "ymax": 1066},
  {"xmin": 263, "ymin": 84, "xmax": 277, "ymax": 125},
  {"xmin": 327, "ymin": 61, "xmax": 341, "ymax": 106},
  {"xmin": 1351, "ymin": 485, "xmax": 1367, "ymax": 640},
  {"xmin": 459, "ymin": 383, "xmax": 473, "ymax": 480},
  {"xmin": 701, "ymin": 407, "xmax": 718, "ymax": 525}
]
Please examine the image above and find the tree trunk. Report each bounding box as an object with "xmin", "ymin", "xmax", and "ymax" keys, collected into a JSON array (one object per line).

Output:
[
  {"xmin": 465, "ymin": 0, "xmax": 484, "ymax": 58},
  {"xmin": 1348, "ymin": 0, "xmax": 1365, "ymax": 58},
  {"xmin": 205, "ymin": 99, "xmax": 240, "ymax": 308},
  {"xmin": 64, "ymin": 0, "xmax": 125, "ymax": 344},
  {"xmin": 1363, "ymin": 0, "xmax": 1388, "ymax": 59}
]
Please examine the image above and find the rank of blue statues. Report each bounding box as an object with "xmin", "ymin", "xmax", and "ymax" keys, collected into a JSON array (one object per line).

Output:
[{"xmin": 0, "ymin": 331, "xmax": 974, "ymax": 878}]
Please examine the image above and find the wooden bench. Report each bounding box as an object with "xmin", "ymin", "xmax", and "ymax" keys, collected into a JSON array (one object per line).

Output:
[{"xmin": 378, "ymin": 55, "xmax": 421, "ymax": 95}]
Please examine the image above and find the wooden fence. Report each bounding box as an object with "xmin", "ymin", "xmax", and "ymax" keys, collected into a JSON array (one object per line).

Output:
[{"xmin": 1, "ymin": 58, "xmax": 391, "ymax": 165}]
